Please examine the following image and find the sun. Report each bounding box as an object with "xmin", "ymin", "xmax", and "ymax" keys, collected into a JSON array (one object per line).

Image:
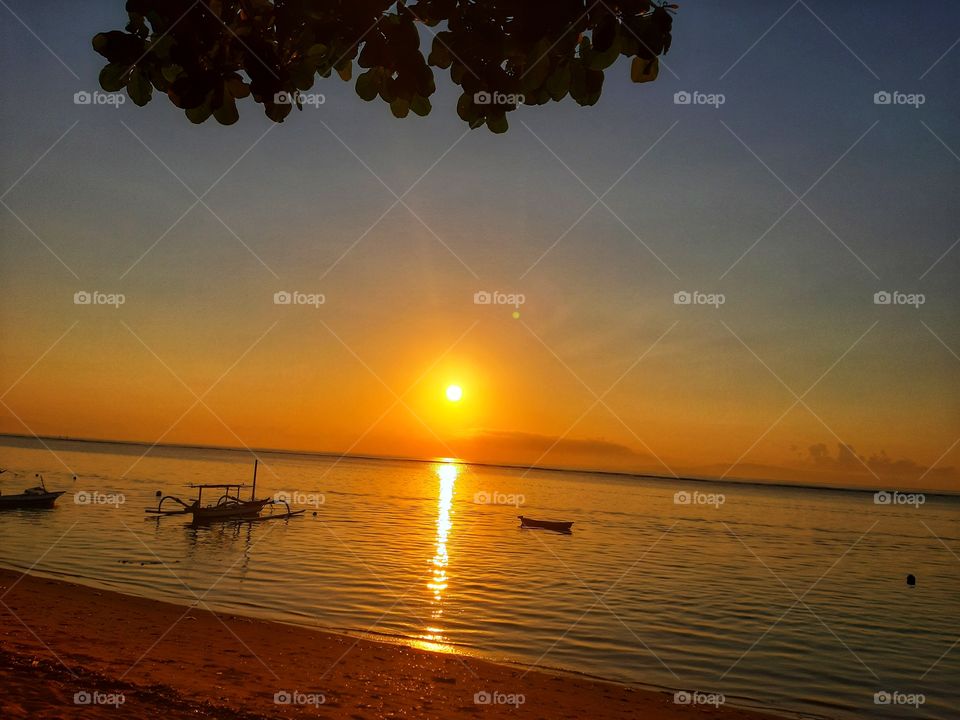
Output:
[{"xmin": 445, "ymin": 384, "xmax": 463, "ymax": 402}]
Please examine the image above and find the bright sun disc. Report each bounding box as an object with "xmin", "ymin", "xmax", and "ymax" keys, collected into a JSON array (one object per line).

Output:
[{"xmin": 445, "ymin": 385, "xmax": 463, "ymax": 402}]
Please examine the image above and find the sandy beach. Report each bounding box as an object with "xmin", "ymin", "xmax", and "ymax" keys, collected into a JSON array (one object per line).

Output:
[{"xmin": 0, "ymin": 568, "xmax": 780, "ymax": 720}]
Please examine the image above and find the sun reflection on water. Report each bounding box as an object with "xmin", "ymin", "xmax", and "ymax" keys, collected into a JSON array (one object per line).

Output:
[{"xmin": 422, "ymin": 460, "xmax": 457, "ymax": 649}]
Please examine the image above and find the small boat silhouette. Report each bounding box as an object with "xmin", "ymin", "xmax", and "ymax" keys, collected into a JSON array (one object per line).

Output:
[
  {"xmin": 518, "ymin": 515, "xmax": 574, "ymax": 533},
  {"xmin": 0, "ymin": 473, "xmax": 65, "ymax": 510}
]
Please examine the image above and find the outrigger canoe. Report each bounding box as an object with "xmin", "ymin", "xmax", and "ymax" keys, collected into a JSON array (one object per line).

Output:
[
  {"xmin": 518, "ymin": 515, "xmax": 574, "ymax": 533},
  {"xmin": 146, "ymin": 460, "xmax": 304, "ymax": 524}
]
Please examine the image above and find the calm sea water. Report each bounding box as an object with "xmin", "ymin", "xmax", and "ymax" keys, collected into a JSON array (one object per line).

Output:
[{"xmin": 1, "ymin": 437, "xmax": 957, "ymax": 719}]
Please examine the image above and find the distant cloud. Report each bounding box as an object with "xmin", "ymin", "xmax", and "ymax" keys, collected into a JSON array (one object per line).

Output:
[
  {"xmin": 460, "ymin": 429, "xmax": 649, "ymax": 469},
  {"xmin": 457, "ymin": 431, "xmax": 957, "ymax": 492},
  {"xmin": 802, "ymin": 442, "xmax": 957, "ymax": 485}
]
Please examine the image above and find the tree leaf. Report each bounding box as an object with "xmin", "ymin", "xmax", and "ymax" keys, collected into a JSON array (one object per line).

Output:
[
  {"xmin": 390, "ymin": 97, "xmax": 410, "ymax": 118},
  {"xmin": 265, "ymin": 101, "xmax": 293, "ymax": 123},
  {"xmin": 99, "ymin": 63, "xmax": 128, "ymax": 92},
  {"xmin": 225, "ymin": 77, "xmax": 249, "ymax": 99},
  {"xmin": 487, "ymin": 113, "xmax": 508, "ymax": 134},
  {"xmin": 428, "ymin": 37, "xmax": 452, "ymax": 69},
  {"xmin": 161, "ymin": 64, "xmax": 183, "ymax": 83},
  {"xmin": 185, "ymin": 101, "xmax": 213, "ymax": 124},
  {"xmin": 356, "ymin": 70, "xmax": 379, "ymax": 102},
  {"xmin": 410, "ymin": 94, "xmax": 431, "ymax": 116},
  {"xmin": 127, "ymin": 67, "xmax": 152, "ymax": 106},
  {"xmin": 456, "ymin": 92, "xmax": 477, "ymax": 122},
  {"xmin": 588, "ymin": 41, "xmax": 620, "ymax": 71},
  {"xmin": 546, "ymin": 64, "xmax": 571, "ymax": 100},
  {"xmin": 213, "ymin": 97, "xmax": 239, "ymax": 125},
  {"xmin": 630, "ymin": 55, "xmax": 659, "ymax": 83}
]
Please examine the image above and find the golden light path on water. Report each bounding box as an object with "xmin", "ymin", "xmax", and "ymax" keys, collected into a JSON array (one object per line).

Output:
[{"xmin": 414, "ymin": 460, "xmax": 457, "ymax": 653}]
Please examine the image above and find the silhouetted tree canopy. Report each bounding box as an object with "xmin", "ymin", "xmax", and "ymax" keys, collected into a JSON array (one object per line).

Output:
[{"xmin": 93, "ymin": 1, "xmax": 676, "ymax": 133}]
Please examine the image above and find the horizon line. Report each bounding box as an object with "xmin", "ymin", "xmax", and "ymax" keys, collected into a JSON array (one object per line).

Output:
[{"xmin": 1, "ymin": 432, "xmax": 957, "ymax": 498}]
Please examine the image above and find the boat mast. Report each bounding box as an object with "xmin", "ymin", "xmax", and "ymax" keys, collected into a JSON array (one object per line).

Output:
[{"xmin": 251, "ymin": 459, "xmax": 258, "ymax": 500}]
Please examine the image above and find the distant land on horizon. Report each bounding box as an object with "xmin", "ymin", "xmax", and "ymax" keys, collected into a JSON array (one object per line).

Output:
[{"xmin": 1, "ymin": 432, "xmax": 956, "ymax": 498}]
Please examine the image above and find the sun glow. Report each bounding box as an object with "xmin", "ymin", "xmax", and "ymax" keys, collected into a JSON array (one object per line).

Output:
[{"xmin": 445, "ymin": 384, "xmax": 463, "ymax": 402}]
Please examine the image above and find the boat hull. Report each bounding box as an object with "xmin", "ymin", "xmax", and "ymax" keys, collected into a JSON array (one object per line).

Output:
[
  {"xmin": 518, "ymin": 516, "xmax": 574, "ymax": 533},
  {"xmin": 191, "ymin": 498, "xmax": 272, "ymax": 522},
  {"xmin": 0, "ymin": 491, "xmax": 65, "ymax": 510}
]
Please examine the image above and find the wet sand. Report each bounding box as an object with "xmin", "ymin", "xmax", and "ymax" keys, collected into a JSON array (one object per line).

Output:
[{"xmin": 0, "ymin": 568, "xmax": 780, "ymax": 719}]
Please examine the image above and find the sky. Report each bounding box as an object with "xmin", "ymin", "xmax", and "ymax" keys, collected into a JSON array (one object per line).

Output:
[{"xmin": 1, "ymin": 1, "xmax": 959, "ymax": 491}]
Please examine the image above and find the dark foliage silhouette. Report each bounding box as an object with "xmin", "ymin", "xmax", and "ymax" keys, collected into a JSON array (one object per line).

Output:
[{"xmin": 93, "ymin": 0, "xmax": 677, "ymax": 132}]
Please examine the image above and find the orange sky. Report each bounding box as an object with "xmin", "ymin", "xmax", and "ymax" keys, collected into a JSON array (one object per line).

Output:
[
  {"xmin": 2, "ymin": 1, "xmax": 959, "ymax": 493},
  {"xmin": 2, "ymin": 291, "xmax": 957, "ymax": 492}
]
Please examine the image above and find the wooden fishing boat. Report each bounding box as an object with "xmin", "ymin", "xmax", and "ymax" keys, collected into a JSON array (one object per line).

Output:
[
  {"xmin": 146, "ymin": 460, "xmax": 304, "ymax": 524},
  {"xmin": 518, "ymin": 515, "xmax": 574, "ymax": 533},
  {"xmin": 0, "ymin": 473, "xmax": 65, "ymax": 510}
]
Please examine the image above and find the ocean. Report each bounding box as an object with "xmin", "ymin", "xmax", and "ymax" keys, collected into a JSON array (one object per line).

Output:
[{"xmin": 1, "ymin": 436, "xmax": 957, "ymax": 719}]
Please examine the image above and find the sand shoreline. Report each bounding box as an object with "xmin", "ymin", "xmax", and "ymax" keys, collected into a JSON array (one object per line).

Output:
[{"xmin": 0, "ymin": 568, "xmax": 784, "ymax": 719}]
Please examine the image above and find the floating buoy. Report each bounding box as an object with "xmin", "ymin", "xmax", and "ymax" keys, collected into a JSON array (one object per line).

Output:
[
  {"xmin": 156, "ymin": 490, "xmax": 162, "ymax": 498},
  {"xmin": 906, "ymin": 574, "xmax": 916, "ymax": 587}
]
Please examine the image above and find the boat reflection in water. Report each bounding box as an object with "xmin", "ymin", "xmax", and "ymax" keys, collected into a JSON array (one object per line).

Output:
[{"xmin": 416, "ymin": 460, "xmax": 457, "ymax": 652}]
